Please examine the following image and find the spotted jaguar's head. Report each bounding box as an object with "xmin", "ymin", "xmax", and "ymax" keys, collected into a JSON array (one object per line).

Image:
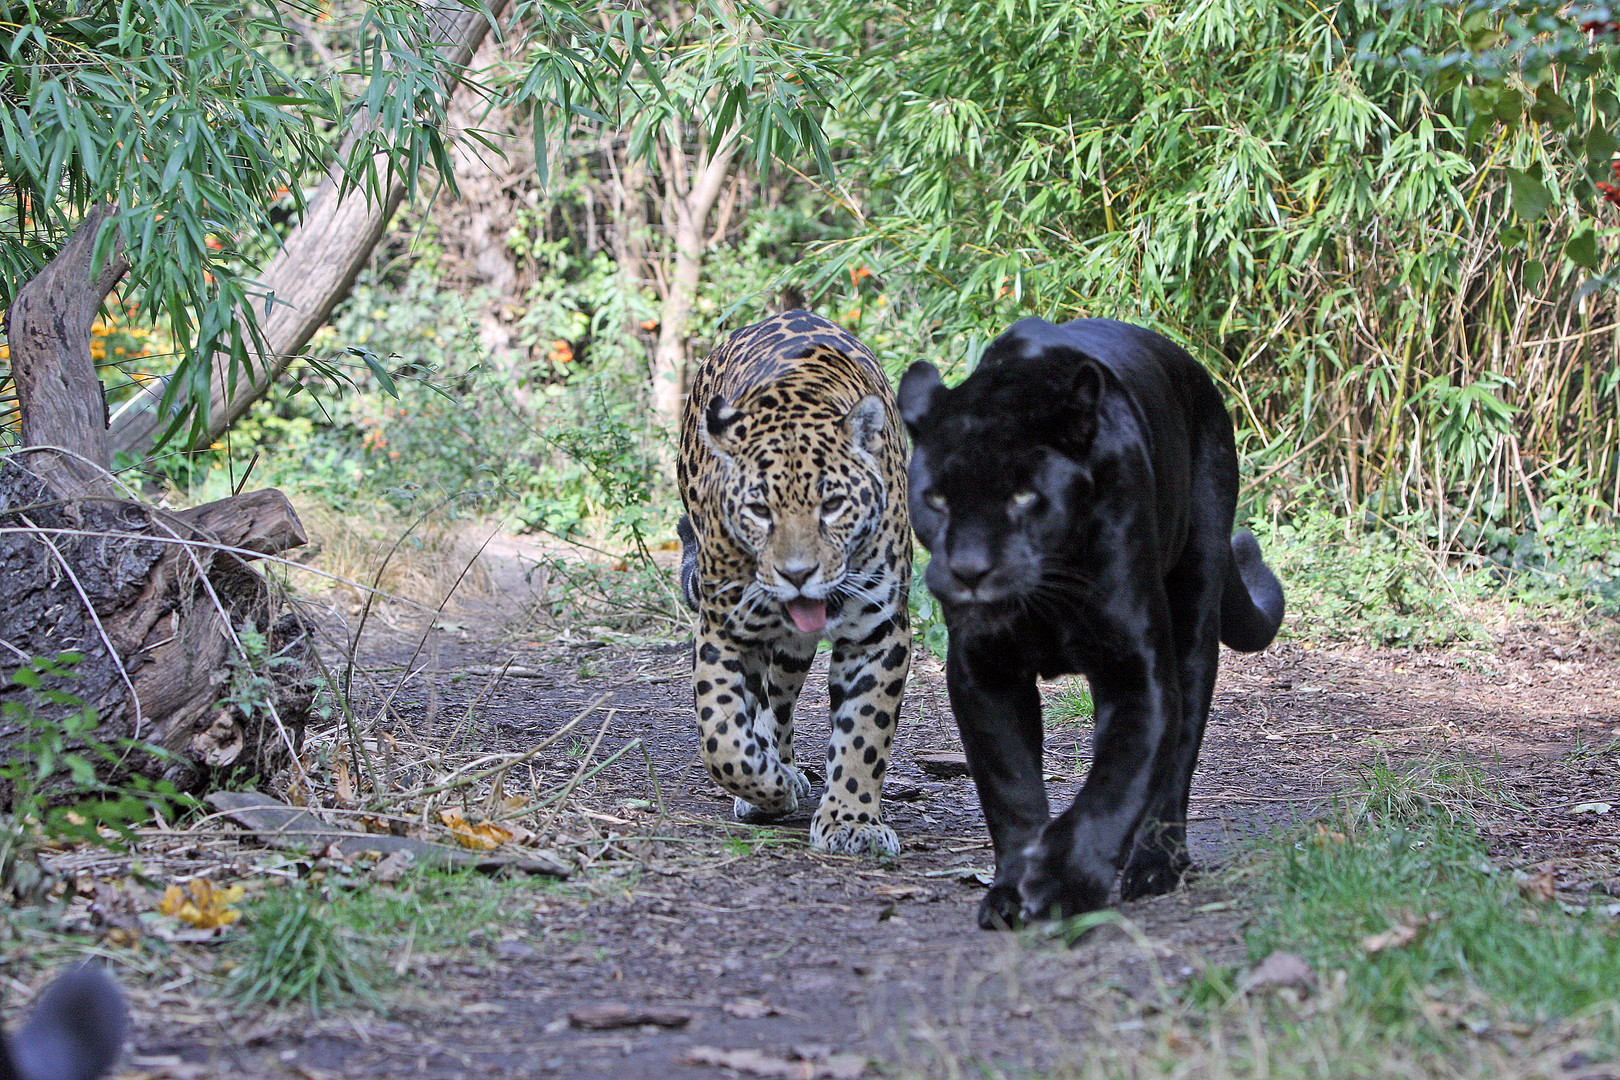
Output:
[{"xmin": 700, "ymin": 381, "xmax": 891, "ymax": 634}]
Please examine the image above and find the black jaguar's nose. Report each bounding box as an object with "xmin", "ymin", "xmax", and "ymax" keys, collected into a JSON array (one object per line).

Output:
[
  {"xmin": 778, "ymin": 562, "xmax": 818, "ymax": 588},
  {"xmin": 947, "ymin": 548, "xmax": 993, "ymax": 589}
]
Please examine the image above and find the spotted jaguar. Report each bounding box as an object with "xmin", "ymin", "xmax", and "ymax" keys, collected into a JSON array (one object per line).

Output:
[{"xmin": 676, "ymin": 310, "xmax": 912, "ymax": 855}]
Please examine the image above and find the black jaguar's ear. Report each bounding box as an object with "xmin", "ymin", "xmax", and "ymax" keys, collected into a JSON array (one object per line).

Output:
[
  {"xmin": 842, "ymin": 393, "xmax": 887, "ymax": 456},
  {"xmin": 1063, "ymin": 360, "xmax": 1104, "ymax": 451},
  {"xmin": 897, "ymin": 362, "xmax": 944, "ymax": 434},
  {"xmin": 703, "ymin": 394, "xmax": 747, "ymax": 455}
]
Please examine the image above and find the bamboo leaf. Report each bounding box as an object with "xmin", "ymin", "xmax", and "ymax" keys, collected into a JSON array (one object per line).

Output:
[{"xmin": 1506, "ymin": 167, "xmax": 1553, "ymax": 220}]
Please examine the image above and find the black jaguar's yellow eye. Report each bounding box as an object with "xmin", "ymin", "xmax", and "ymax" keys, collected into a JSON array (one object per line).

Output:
[
  {"xmin": 1010, "ymin": 489, "xmax": 1039, "ymax": 511},
  {"xmin": 924, "ymin": 491, "xmax": 947, "ymax": 512},
  {"xmin": 746, "ymin": 502, "xmax": 772, "ymax": 520},
  {"xmin": 822, "ymin": 495, "xmax": 847, "ymax": 518}
]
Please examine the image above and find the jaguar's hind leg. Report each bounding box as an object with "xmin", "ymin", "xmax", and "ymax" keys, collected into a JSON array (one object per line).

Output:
[
  {"xmin": 692, "ymin": 624, "xmax": 807, "ymax": 817},
  {"xmin": 731, "ymin": 636, "xmax": 816, "ymax": 821},
  {"xmin": 1120, "ymin": 539, "xmax": 1225, "ymax": 901}
]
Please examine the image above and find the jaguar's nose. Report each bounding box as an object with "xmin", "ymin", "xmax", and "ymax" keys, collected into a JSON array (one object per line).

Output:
[
  {"xmin": 947, "ymin": 548, "xmax": 993, "ymax": 589},
  {"xmin": 778, "ymin": 561, "xmax": 818, "ymax": 588}
]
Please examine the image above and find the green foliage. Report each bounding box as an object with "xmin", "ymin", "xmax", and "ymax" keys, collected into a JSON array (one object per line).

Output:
[
  {"xmin": 226, "ymin": 868, "xmax": 549, "ymax": 1011},
  {"xmin": 807, "ymin": 0, "xmax": 1620, "ymax": 546},
  {"xmin": 226, "ymin": 888, "xmax": 382, "ymax": 1011},
  {"xmin": 1255, "ymin": 483, "xmax": 1620, "ymax": 645},
  {"xmin": 1, "ymin": 654, "xmax": 190, "ymax": 897},
  {"xmin": 0, "ymin": 0, "xmax": 840, "ymax": 450},
  {"xmin": 1046, "ymin": 679, "xmax": 1094, "ymax": 726},
  {"xmin": 1244, "ymin": 774, "xmax": 1620, "ymax": 1028},
  {"xmin": 907, "ymin": 549, "xmax": 950, "ymax": 660}
]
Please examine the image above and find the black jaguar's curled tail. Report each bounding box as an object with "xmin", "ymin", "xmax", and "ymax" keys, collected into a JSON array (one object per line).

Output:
[
  {"xmin": 5, "ymin": 963, "xmax": 127, "ymax": 1080},
  {"xmin": 677, "ymin": 515, "xmax": 700, "ymax": 613},
  {"xmin": 1219, "ymin": 530, "xmax": 1284, "ymax": 653}
]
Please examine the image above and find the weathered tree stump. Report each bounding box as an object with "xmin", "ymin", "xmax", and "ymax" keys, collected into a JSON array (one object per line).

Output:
[{"xmin": 1, "ymin": 206, "xmax": 316, "ymax": 801}]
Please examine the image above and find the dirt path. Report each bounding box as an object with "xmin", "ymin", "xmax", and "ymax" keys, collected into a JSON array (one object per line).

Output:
[{"xmin": 101, "ymin": 607, "xmax": 1620, "ymax": 1080}]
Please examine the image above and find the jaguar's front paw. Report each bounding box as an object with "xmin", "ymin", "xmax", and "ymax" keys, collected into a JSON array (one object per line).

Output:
[
  {"xmin": 733, "ymin": 796, "xmax": 791, "ymax": 823},
  {"xmin": 977, "ymin": 884, "xmax": 1024, "ymax": 931},
  {"xmin": 1018, "ymin": 829, "xmax": 1113, "ymax": 921},
  {"xmin": 730, "ymin": 765, "xmax": 809, "ymax": 822},
  {"xmin": 1119, "ymin": 845, "xmax": 1191, "ymax": 900},
  {"xmin": 810, "ymin": 813, "xmax": 899, "ymax": 856}
]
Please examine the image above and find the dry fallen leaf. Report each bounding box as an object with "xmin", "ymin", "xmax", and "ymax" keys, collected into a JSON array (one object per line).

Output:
[
  {"xmin": 1312, "ymin": 823, "xmax": 1348, "ymax": 845},
  {"xmin": 158, "ymin": 878, "xmax": 245, "ymax": 930},
  {"xmin": 371, "ymin": 849, "xmax": 417, "ymax": 884},
  {"xmin": 1569, "ymin": 802, "xmax": 1612, "ymax": 816},
  {"xmin": 334, "ymin": 755, "xmax": 355, "ymax": 806},
  {"xmin": 1518, "ymin": 869, "xmax": 1557, "ymax": 902},
  {"xmin": 439, "ymin": 808, "xmax": 513, "ymax": 851},
  {"xmin": 1362, "ymin": 911, "xmax": 1442, "ymax": 954},
  {"xmin": 1237, "ymin": 950, "xmax": 1318, "ymax": 996},
  {"xmin": 872, "ymin": 884, "xmax": 929, "ymax": 901}
]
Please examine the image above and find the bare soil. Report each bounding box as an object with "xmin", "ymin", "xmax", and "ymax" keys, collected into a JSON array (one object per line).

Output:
[{"xmin": 14, "ymin": 545, "xmax": 1619, "ymax": 1079}]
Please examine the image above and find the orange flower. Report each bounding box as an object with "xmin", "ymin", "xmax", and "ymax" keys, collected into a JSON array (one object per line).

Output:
[{"xmin": 639, "ymin": 319, "xmax": 659, "ymax": 331}]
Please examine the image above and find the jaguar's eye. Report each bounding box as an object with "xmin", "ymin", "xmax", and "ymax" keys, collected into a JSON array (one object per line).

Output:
[
  {"xmin": 1010, "ymin": 489, "xmax": 1039, "ymax": 511},
  {"xmin": 924, "ymin": 491, "xmax": 947, "ymax": 512},
  {"xmin": 822, "ymin": 495, "xmax": 847, "ymax": 518},
  {"xmin": 746, "ymin": 502, "xmax": 772, "ymax": 521}
]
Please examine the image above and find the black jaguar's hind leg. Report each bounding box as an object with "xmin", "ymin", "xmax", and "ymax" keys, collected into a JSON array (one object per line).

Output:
[{"xmin": 1120, "ymin": 550, "xmax": 1223, "ymax": 901}]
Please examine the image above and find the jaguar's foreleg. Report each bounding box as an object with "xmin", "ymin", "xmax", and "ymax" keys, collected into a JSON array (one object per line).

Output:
[
  {"xmin": 812, "ymin": 625, "xmax": 909, "ymax": 855},
  {"xmin": 693, "ymin": 627, "xmax": 808, "ymax": 817}
]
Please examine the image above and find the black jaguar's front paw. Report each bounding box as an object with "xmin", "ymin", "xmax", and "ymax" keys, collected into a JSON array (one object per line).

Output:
[
  {"xmin": 1018, "ymin": 820, "xmax": 1114, "ymax": 921},
  {"xmin": 1018, "ymin": 867, "xmax": 1111, "ymax": 922},
  {"xmin": 1119, "ymin": 848, "xmax": 1192, "ymax": 901},
  {"xmin": 977, "ymin": 884, "xmax": 1024, "ymax": 931}
]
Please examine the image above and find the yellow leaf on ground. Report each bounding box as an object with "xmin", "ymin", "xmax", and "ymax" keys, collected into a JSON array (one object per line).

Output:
[
  {"xmin": 159, "ymin": 879, "xmax": 246, "ymax": 929},
  {"xmin": 439, "ymin": 809, "xmax": 513, "ymax": 851}
]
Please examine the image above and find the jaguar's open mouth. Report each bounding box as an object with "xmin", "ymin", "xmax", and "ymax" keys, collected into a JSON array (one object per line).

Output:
[{"xmin": 785, "ymin": 598, "xmax": 827, "ymax": 634}]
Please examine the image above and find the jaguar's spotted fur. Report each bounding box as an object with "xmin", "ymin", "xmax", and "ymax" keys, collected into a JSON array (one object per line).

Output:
[{"xmin": 677, "ymin": 311, "xmax": 912, "ymax": 855}]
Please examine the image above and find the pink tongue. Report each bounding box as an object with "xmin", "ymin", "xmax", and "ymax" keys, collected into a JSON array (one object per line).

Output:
[{"xmin": 786, "ymin": 599, "xmax": 827, "ymax": 634}]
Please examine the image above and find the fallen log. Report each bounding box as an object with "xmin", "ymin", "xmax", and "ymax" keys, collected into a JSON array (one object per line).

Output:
[
  {"xmin": 2, "ymin": 206, "xmax": 317, "ymax": 803},
  {"xmin": 0, "ymin": 457, "xmax": 317, "ymax": 799}
]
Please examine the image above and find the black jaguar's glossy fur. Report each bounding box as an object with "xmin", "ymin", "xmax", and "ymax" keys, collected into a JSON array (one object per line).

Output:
[
  {"xmin": 899, "ymin": 317, "xmax": 1285, "ymax": 928},
  {"xmin": 0, "ymin": 965, "xmax": 125, "ymax": 1080}
]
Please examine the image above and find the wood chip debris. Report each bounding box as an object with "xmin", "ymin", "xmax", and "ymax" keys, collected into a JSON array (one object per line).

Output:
[
  {"xmin": 568, "ymin": 1003, "xmax": 692, "ymax": 1029},
  {"xmin": 678, "ymin": 1046, "xmax": 867, "ymax": 1079}
]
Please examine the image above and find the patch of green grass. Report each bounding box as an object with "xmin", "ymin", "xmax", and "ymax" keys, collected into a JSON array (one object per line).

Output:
[
  {"xmin": 1046, "ymin": 679, "xmax": 1094, "ymax": 725},
  {"xmin": 227, "ymin": 868, "xmax": 549, "ymax": 1011},
  {"xmin": 1242, "ymin": 774, "xmax": 1620, "ymax": 1031},
  {"xmin": 227, "ymin": 889, "xmax": 382, "ymax": 1012}
]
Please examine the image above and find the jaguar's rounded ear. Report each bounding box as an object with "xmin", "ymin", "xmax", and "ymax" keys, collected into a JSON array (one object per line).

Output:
[
  {"xmin": 841, "ymin": 393, "xmax": 887, "ymax": 455},
  {"xmin": 898, "ymin": 362, "xmax": 945, "ymax": 434},
  {"xmin": 1063, "ymin": 360, "xmax": 1104, "ymax": 451},
  {"xmin": 703, "ymin": 393, "xmax": 746, "ymax": 455}
]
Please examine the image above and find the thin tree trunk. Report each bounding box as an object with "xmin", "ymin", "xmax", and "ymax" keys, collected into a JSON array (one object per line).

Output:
[
  {"xmin": 107, "ymin": 0, "xmax": 507, "ymax": 460},
  {"xmin": 6, "ymin": 204, "xmax": 128, "ymax": 494},
  {"xmin": 650, "ymin": 131, "xmax": 739, "ymax": 427}
]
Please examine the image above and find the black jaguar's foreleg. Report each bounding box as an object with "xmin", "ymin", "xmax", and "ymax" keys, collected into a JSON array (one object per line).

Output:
[{"xmin": 946, "ymin": 640, "xmax": 1048, "ymax": 929}]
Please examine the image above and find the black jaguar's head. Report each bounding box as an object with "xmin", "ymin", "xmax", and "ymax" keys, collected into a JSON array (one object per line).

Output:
[{"xmin": 898, "ymin": 328, "xmax": 1107, "ymax": 615}]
